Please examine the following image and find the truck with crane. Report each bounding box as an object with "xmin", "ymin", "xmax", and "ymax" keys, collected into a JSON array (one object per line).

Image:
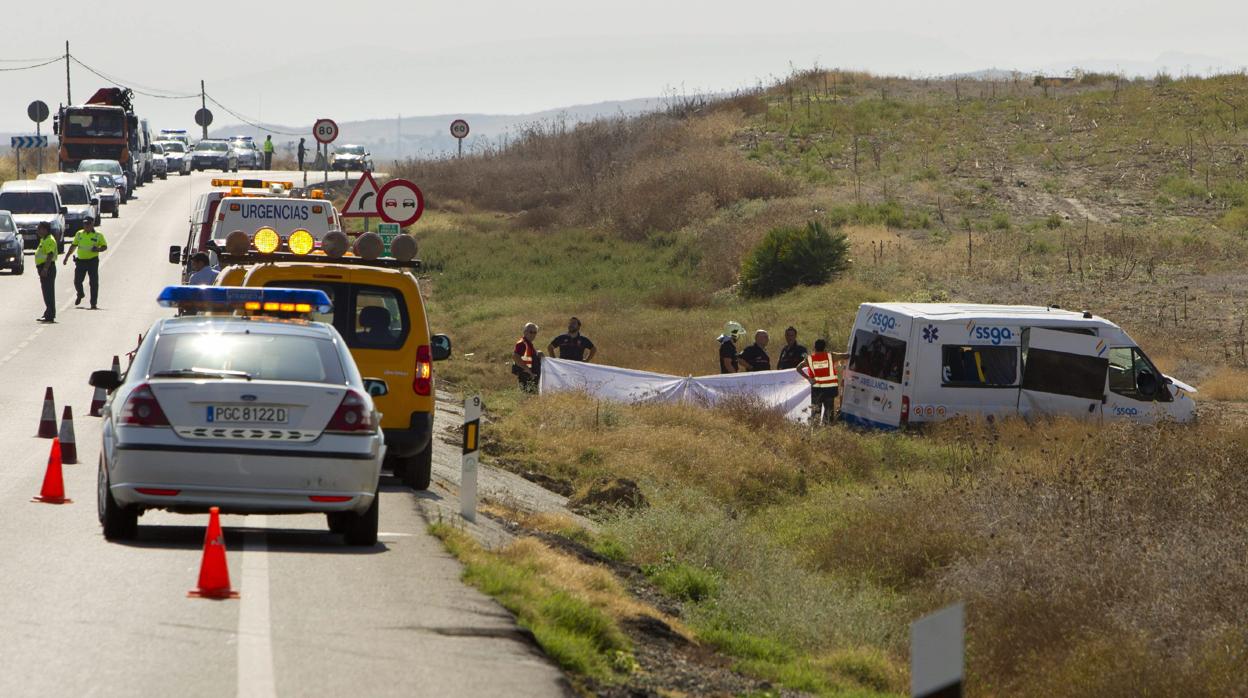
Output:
[{"xmin": 54, "ymin": 87, "xmax": 151, "ymax": 193}]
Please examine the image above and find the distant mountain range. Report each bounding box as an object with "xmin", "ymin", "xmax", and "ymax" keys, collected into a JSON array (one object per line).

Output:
[{"xmin": 206, "ymin": 96, "xmax": 669, "ymax": 162}]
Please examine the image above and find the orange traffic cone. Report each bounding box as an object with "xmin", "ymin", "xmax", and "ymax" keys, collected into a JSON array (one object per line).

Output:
[
  {"xmin": 37, "ymin": 387, "xmax": 57, "ymax": 438},
  {"xmin": 188, "ymin": 507, "xmax": 238, "ymax": 599},
  {"xmin": 32, "ymin": 438, "xmax": 72, "ymax": 504},
  {"xmin": 59, "ymin": 406, "xmax": 77, "ymax": 464},
  {"xmin": 111, "ymin": 355, "xmax": 121, "ymax": 375}
]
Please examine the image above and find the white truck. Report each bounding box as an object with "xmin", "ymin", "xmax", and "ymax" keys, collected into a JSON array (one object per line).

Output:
[{"xmin": 840, "ymin": 303, "xmax": 1197, "ymax": 429}]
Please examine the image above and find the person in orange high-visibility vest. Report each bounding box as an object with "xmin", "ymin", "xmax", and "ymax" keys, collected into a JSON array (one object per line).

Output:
[
  {"xmin": 797, "ymin": 338, "xmax": 850, "ymax": 425},
  {"xmin": 512, "ymin": 322, "xmax": 542, "ymax": 393}
]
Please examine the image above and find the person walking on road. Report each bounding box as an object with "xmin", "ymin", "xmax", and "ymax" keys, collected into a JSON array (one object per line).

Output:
[
  {"xmin": 775, "ymin": 326, "xmax": 810, "ymax": 370},
  {"xmin": 547, "ymin": 316, "xmax": 597, "ymax": 362},
  {"xmin": 513, "ymin": 322, "xmax": 542, "ymax": 393},
  {"xmin": 297, "ymin": 138, "xmax": 307, "ymax": 171},
  {"xmin": 62, "ymin": 218, "xmax": 107, "ymax": 309},
  {"xmin": 716, "ymin": 321, "xmax": 745, "ymax": 373},
  {"xmin": 740, "ymin": 329, "xmax": 772, "ymax": 371},
  {"xmin": 34, "ymin": 223, "xmax": 58, "ymax": 323},
  {"xmin": 187, "ymin": 252, "xmax": 218, "ymax": 285},
  {"xmin": 798, "ymin": 339, "xmax": 851, "ymax": 425},
  {"xmin": 263, "ymin": 135, "xmax": 275, "ymax": 169}
]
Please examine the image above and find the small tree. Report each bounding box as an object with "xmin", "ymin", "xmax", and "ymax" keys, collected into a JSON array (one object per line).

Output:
[{"xmin": 740, "ymin": 221, "xmax": 851, "ymax": 298}]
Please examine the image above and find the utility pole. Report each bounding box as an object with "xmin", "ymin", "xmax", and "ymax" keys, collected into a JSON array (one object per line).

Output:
[
  {"xmin": 396, "ymin": 113, "xmax": 401, "ymax": 161},
  {"xmin": 65, "ymin": 41, "xmax": 71, "ymax": 104},
  {"xmin": 200, "ymin": 80, "xmax": 208, "ymax": 140}
]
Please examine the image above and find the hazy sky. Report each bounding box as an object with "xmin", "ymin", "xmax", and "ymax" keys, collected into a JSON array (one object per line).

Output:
[{"xmin": 1, "ymin": 0, "xmax": 1245, "ymax": 133}]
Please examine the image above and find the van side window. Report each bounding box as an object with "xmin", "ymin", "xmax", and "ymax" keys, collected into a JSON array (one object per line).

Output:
[
  {"xmin": 1021, "ymin": 349, "xmax": 1107, "ymax": 400},
  {"xmin": 849, "ymin": 330, "xmax": 906, "ymax": 383},
  {"xmin": 354, "ymin": 288, "xmax": 407, "ymax": 349},
  {"xmin": 1108, "ymin": 347, "xmax": 1172, "ymax": 402},
  {"xmin": 941, "ymin": 346, "xmax": 1017, "ymax": 387}
]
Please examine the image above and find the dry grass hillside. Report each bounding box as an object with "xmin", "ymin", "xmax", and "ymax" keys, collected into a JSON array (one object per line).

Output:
[{"xmin": 396, "ymin": 70, "xmax": 1248, "ymax": 696}]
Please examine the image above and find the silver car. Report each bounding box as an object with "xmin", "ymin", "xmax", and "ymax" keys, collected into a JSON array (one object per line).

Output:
[
  {"xmin": 230, "ymin": 138, "xmax": 261, "ymax": 170},
  {"xmin": 149, "ymin": 143, "xmax": 168, "ymax": 179},
  {"xmin": 86, "ymin": 172, "xmax": 120, "ymax": 218},
  {"xmin": 91, "ymin": 287, "xmax": 385, "ymax": 545},
  {"xmin": 156, "ymin": 140, "xmax": 191, "ymax": 176},
  {"xmin": 331, "ymin": 144, "xmax": 372, "ymax": 171}
]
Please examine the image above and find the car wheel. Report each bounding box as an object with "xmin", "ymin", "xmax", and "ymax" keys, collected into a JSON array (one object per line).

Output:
[
  {"xmin": 98, "ymin": 456, "xmax": 138, "ymax": 541},
  {"xmin": 112, "ymin": 209, "xmax": 119, "ymax": 218},
  {"xmin": 326, "ymin": 512, "xmax": 349, "ymax": 534},
  {"xmin": 12, "ymin": 262, "xmax": 23, "ymax": 275},
  {"xmin": 160, "ymin": 173, "xmax": 167, "ymax": 180},
  {"xmin": 342, "ymin": 492, "xmax": 378, "ymax": 546},
  {"xmin": 400, "ymin": 442, "xmax": 433, "ymax": 490},
  {"xmin": 95, "ymin": 215, "xmax": 102, "ymax": 226}
]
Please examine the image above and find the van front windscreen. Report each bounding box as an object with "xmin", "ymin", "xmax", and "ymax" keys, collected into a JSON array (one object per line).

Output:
[
  {"xmin": 849, "ymin": 330, "xmax": 907, "ymax": 384},
  {"xmin": 0, "ymin": 192, "xmax": 58, "ymax": 214},
  {"xmin": 57, "ymin": 184, "xmax": 89, "ymax": 205}
]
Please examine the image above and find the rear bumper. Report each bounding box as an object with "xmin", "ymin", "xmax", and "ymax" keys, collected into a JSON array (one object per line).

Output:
[
  {"xmin": 109, "ymin": 433, "xmax": 384, "ymax": 514},
  {"xmin": 382, "ymin": 411, "xmax": 433, "ymax": 458}
]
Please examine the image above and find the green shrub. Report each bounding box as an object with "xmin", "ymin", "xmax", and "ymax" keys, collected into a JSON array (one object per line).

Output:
[
  {"xmin": 1220, "ymin": 206, "xmax": 1248, "ymax": 233},
  {"xmin": 992, "ymin": 212, "xmax": 1012, "ymax": 230},
  {"xmin": 740, "ymin": 221, "xmax": 851, "ymax": 298},
  {"xmin": 1045, "ymin": 213, "xmax": 1063, "ymax": 229}
]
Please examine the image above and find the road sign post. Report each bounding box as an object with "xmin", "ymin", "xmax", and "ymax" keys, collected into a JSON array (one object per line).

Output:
[
  {"xmin": 28, "ymin": 101, "xmax": 48, "ymax": 173},
  {"xmin": 450, "ymin": 119, "xmax": 469, "ymax": 158},
  {"xmin": 194, "ymin": 107, "xmax": 214, "ymax": 141},
  {"xmin": 911, "ymin": 602, "xmax": 964, "ymax": 698},
  {"xmin": 461, "ymin": 394, "xmax": 481, "ymax": 522},
  {"xmin": 313, "ymin": 118, "xmax": 338, "ymax": 186}
]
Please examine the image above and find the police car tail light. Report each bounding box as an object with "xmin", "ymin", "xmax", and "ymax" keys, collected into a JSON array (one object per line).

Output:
[
  {"xmin": 414, "ymin": 344, "xmax": 433, "ymax": 396},
  {"xmin": 120, "ymin": 384, "xmax": 170, "ymax": 427},
  {"xmin": 326, "ymin": 390, "xmax": 373, "ymax": 434}
]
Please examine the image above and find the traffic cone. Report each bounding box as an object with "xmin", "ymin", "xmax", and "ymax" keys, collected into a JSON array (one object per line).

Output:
[
  {"xmin": 111, "ymin": 355, "xmax": 121, "ymax": 375},
  {"xmin": 37, "ymin": 387, "xmax": 57, "ymax": 438},
  {"xmin": 59, "ymin": 406, "xmax": 77, "ymax": 464},
  {"xmin": 32, "ymin": 438, "xmax": 72, "ymax": 504},
  {"xmin": 89, "ymin": 383, "xmax": 107, "ymax": 417},
  {"xmin": 188, "ymin": 507, "xmax": 238, "ymax": 599}
]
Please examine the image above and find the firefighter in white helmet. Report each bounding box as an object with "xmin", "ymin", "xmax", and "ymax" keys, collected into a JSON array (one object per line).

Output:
[{"xmin": 716, "ymin": 321, "xmax": 746, "ymax": 373}]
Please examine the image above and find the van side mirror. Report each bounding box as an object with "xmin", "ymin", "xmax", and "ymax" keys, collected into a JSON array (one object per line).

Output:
[
  {"xmin": 168, "ymin": 245, "xmax": 182, "ymax": 264},
  {"xmin": 92, "ymin": 197, "xmax": 100, "ymax": 206},
  {"xmin": 431, "ymin": 334, "xmax": 452, "ymax": 361},
  {"xmin": 89, "ymin": 369, "xmax": 122, "ymax": 392},
  {"xmin": 60, "ymin": 207, "xmax": 68, "ymax": 216},
  {"xmin": 362, "ymin": 378, "xmax": 388, "ymax": 397}
]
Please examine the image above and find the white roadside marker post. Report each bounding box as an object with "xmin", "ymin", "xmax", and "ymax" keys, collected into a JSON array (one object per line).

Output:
[
  {"xmin": 911, "ymin": 602, "xmax": 964, "ymax": 698},
  {"xmin": 461, "ymin": 395, "xmax": 481, "ymax": 523}
]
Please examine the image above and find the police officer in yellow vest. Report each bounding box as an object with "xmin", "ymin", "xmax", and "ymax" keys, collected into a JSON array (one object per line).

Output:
[
  {"xmin": 62, "ymin": 218, "xmax": 107, "ymax": 309},
  {"xmin": 797, "ymin": 338, "xmax": 851, "ymax": 425},
  {"xmin": 34, "ymin": 223, "xmax": 58, "ymax": 323},
  {"xmin": 263, "ymin": 135, "xmax": 274, "ymax": 169}
]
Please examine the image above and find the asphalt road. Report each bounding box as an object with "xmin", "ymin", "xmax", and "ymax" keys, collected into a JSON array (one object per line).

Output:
[{"xmin": 0, "ymin": 171, "xmax": 568, "ymax": 697}]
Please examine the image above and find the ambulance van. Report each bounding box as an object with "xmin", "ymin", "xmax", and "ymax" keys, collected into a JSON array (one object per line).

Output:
[{"xmin": 840, "ymin": 303, "xmax": 1197, "ymax": 429}]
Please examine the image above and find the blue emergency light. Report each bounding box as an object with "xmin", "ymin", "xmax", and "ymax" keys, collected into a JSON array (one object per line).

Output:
[{"xmin": 156, "ymin": 286, "xmax": 332, "ymax": 314}]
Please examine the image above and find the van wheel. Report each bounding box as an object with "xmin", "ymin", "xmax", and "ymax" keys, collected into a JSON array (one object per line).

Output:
[
  {"xmin": 111, "ymin": 209, "xmax": 119, "ymax": 218},
  {"xmin": 326, "ymin": 511, "xmax": 349, "ymax": 534},
  {"xmin": 400, "ymin": 443, "xmax": 433, "ymax": 490},
  {"xmin": 12, "ymin": 262, "xmax": 23, "ymax": 275},
  {"xmin": 342, "ymin": 493, "xmax": 378, "ymax": 546}
]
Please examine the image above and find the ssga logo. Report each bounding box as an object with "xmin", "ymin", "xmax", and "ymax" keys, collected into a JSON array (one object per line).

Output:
[
  {"xmin": 1113, "ymin": 406, "xmax": 1140, "ymax": 416},
  {"xmin": 973, "ymin": 326, "xmax": 1014, "ymax": 345},
  {"xmin": 868, "ymin": 312, "xmax": 897, "ymax": 331}
]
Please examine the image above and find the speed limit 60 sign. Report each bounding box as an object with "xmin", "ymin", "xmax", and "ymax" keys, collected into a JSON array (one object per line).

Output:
[
  {"xmin": 450, "ymin": 119, "xmax": 470, "ymax": 139},
  {"xmin": 313, "ymin": 118, "xmax": 339, "ymax": 145}
]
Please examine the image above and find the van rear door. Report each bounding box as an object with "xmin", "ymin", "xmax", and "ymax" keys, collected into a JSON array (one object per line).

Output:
[
  {"xmin": 1018, "ymin": 328, "xmax": 1108, "ymax": 420},
  {"xmin": 841, "ymin": 307, "xmax": 911, "ymax": 429}
]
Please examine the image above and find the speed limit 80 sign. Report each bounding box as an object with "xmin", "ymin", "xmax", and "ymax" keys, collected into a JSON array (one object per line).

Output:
[{"xmin": 313, "ymin": 118, "xmax": 339, "ymax": 145}]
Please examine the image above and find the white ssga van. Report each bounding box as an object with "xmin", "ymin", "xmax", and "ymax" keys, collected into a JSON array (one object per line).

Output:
[{"xmin": 840, "ymin": 303, "xmax": 1196, "ymax": 429}]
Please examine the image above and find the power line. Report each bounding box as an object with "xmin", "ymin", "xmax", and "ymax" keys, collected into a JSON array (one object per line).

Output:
[
  {"xmin": 69, "ymin": 55, "xmax": 198, "ymax": 99},
  {"xmin": 0, "ymin": 56, "xmax": 63, "ymax": 72},
  {"xmin": 204, "ymin": 93, "xmax": 304, "ymax": 136}
]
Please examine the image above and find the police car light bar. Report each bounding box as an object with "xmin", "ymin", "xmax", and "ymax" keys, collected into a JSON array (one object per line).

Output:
[
  {"xmin": 211, "ymin": 178, "xmax": 294, "ymax": 190},
  {"xmin": 157, "ymin": 286, "xmax": 332, "ymax": 314}
]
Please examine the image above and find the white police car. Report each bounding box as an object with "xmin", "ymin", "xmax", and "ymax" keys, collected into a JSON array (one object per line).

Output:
[{"xmin": 90, "ymin": 287, "xmax": 386, "ymax": 545}]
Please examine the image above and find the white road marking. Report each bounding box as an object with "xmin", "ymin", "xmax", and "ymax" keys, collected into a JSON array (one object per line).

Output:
[{"xmin": 237, "ymin": 516, "xmax": 277, "ymax": 698}]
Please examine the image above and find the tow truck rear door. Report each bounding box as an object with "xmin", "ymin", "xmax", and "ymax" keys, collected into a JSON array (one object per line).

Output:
[{"xmin": 1018, "ymin": 328, "xmax": 1108, "ymax": 421}]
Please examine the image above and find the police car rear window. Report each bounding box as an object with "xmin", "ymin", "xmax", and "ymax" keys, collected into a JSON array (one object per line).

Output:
[{"xmin": 149, "ymin": 332, "xmax": 346, "ymax": 384}]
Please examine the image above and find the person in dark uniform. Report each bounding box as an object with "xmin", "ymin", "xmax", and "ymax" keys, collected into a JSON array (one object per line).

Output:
[
  {"xmin": 775, "ymin": 326, "xmax": 810, "ymax": 370},
  {"xmin": 739, "ymin": 330, "xmax": 772, "ymax": 371},
  {"xmin": 297, "ymin": 138, "xmax": 307, "ymax": 171},
  {"xmin": 717, "ymin": 321, "xmax": 745, "ymax": 373},
  {"xmin": 547, "ymin": 316, "xmax": 597, "ymax": 362}
]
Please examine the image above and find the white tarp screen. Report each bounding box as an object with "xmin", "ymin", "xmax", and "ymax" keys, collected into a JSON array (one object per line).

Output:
[{"xmin": 540, "ymin": 357, "xmax": 812, "ymax": 421}]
